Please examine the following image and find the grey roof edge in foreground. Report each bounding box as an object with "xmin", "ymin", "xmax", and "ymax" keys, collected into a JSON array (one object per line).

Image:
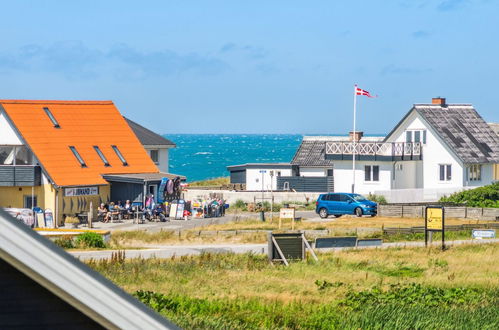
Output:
[
  {"xmin": 125, "ymin": 117, "xmax": 176, "ymax": 147},
  {"xmin": 0, "ymin": 209, "xmax": 179, "ymax": 330}
]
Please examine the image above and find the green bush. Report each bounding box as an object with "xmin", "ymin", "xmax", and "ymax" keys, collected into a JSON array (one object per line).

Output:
[
  {"xmin": 53, "ymin": 235, "xmax": 74, "ymax": 249},
  {"xmin": 75, "ymin": 232, "xmax": 106, "ymax": 248},
  {"xmin": 439, "ymin": 182, "xmax": 499, "ymax": 207},
  {"xmin": 233, "ymin": 199, "xmax": 247, "ymax": 210},
  {"xmin": 366, "ymin": 193, "xmax": 387, "ymax": 205}
]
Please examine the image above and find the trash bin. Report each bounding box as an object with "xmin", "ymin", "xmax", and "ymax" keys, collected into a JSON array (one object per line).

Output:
[{"xmin": 259, "ymin": 211, "xmax": 265, "ymax": 222}]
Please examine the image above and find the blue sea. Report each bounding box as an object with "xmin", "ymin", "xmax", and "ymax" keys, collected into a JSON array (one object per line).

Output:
[{"xmin": 164, "ymin": 134, "xmax": 303, "ymax": 182}]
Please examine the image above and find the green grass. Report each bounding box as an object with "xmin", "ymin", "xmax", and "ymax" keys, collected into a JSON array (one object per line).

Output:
[
  {"xmin": 133, "ymin": 288, "xmax": 498, "ymax": 329},
  {"xmin": 367, "ymin": 230, "xmax": 474, "ymax": 243},
  {"xmin": 89, "ymin": 243, "xmax": 499, "ymax": 329},
  {"xmin": 188, "ymin": 177, "xmax": 230, "ymax": 187}
]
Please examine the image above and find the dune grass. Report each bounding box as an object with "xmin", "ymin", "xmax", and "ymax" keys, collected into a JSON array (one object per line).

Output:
[
  {"xmin": 109, "ymin": 216, "xmax": 490, "ymax": 246},
  {"xmin": 90, "ymin": 243, "xmax": 499, "ymax": 329},
  {"xmin": 188, "ymin": 177, "xmax": 230, "ymax": 187}
]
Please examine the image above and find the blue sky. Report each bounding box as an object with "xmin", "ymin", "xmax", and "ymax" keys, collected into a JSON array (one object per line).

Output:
[{"xmin": 0, "ymin": 0, "xmax": 497, "ymax": 134}]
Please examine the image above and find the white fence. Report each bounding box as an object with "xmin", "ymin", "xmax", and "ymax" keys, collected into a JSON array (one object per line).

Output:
[{"xmin": 184, "ymin": 189, "xmax": 321, "ymax": 204}]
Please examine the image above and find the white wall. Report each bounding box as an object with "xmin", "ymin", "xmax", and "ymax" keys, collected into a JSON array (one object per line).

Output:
[
  {"xmin": 144, "ymin": 146, "xmax": 171, "ymax": 173},
  {"xmin": 246, "ymin": 168, "xmax": 293, "ymax": 191},
  {"xmin": 386, "ymin": 110, "xmax": 464, "ymax": 189},
  {"xmin": 393, "ymin": 161, "xmax": 423, "ymax": 189},
  {"xmin": 0, "ymin": 111, "xmax": 23, "ymax": 145},
  {"xmin": 332, "ymin": 160, "xmax": 392, "ymax": 195},
  {"xmin": 300, "ymin": 167, "xmax": 326, "ymax": 177},
  {"xmin": 184, "ymin": 189, "xmax": 321, "ymax": 204}
]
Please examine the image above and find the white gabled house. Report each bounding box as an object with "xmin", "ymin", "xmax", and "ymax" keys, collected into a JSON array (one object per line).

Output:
[{"xmin": 228, "ymin": 97, "xmax": 499, "ymax": 202}]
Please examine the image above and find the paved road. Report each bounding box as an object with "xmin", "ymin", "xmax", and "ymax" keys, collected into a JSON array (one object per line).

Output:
[
  {"xmin": 65, "ymin": 211, "xmax": 259, "ymax": 233},
  {"xmin": 71, "ymin": 243, "xmax": 267, "ymax": 260},
  {"xmin": 69, "ymin": 239, "xmax": 499, "ymax": 261}
]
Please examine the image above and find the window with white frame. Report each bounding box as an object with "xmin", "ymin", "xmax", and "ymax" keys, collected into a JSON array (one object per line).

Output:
[
  {"xmin": 469, "ymin": 164, "xmax": 481, "ymax": 181},
  {"xmin": 150, "ymin": 149, "xmax": 159, "ymax": 164},
  {"xmin": 439, "ymin": 164, "xmax": 452, "ymax": 181},
  {"xmin": 405, "ymin": 129, "xmax": 427, "ymax": 144},
  {"xmin": 365, "ymin": 165, "xmax": 379, "ymax": 182}
]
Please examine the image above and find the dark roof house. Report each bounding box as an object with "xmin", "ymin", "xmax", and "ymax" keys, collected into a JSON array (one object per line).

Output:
[{"xmin": 125, "ymin": 117, "xmax": 176, "ymax": 147}]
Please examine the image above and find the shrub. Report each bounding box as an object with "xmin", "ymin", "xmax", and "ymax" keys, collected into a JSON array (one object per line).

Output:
[
  {"xmin": 439, "ymin": 182, "xmax": 499, "ymax": 207},
  {"xmin": 75, "ymin": 232, "xmax": 106, "ymax": 248},
  {"xmin": 53, "ymin": 235, "xmax": 74, "ymax": 249},
  {"xmin": 366, "ymin": 193, "xmax": 387, "ymax": 205},
  {"xmin": 233, "ymin": 199, "xmax": 247, "ymax": 210}
]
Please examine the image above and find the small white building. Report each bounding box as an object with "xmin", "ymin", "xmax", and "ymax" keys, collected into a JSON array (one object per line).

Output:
[{"xmin": 227, "ymin": 163, "xmax": 294, "ymax": 190}]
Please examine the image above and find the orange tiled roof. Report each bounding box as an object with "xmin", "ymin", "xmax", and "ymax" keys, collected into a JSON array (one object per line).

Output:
[{"xmin": 1, "ymin": 100, "xmax": 159, "ymax": 186}]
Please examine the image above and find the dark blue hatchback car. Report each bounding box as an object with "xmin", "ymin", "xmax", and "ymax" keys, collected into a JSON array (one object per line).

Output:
[{"xmin": 315, "ymin": 193, "xmax": 377, "ymax": 218}]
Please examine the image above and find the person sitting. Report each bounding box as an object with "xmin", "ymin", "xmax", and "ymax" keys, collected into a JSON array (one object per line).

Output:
[
  {"xmin": 153, "ymin": 203, "xmax": 166, "ymax": 222},
  {"xmin": 99, "ymin": 203, "xmax": 112, "ymax": 223},
  {"xmin": 123, "ymin": 200, "xmax": 133, "ymax": 219},
  {"xmin": 108, "ymin": 202, "xmax": 121, "ymax": 221}
]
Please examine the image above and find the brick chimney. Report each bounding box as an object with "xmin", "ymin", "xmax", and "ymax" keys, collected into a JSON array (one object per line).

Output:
[
  {"xmin": 432, "ymin": 97, "xmax": 446, "ymax": 105},
  {"xmin": 349, "ymin": 131, "xmax": 363, "ymax": 142}
]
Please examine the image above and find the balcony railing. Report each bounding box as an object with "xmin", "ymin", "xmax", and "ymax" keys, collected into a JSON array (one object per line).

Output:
[
  {"xmin": 325, "ymin": 142, "xmax": 422, "ymax": 161},
  {"xmin": 0, "ymin": 165, "xmax": 41, "ymax": 186}
]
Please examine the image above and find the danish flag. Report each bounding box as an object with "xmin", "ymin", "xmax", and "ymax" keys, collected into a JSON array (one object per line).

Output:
[{"xmin": 355, "ymin": 85, "xmax": 377, "ymax": 98}]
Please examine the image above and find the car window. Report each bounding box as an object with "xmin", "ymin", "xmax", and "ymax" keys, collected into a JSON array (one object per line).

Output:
[
  {"xmin": 329, "ymin": 194, "xmax": 340, "ymax": 201},
  {"xmin": 339, "ymin": 194, "xmax": 351, "ymax": 202},
  {"xmin": 352, "ymin": 194, "xmax": 367, "ymax": 201}
]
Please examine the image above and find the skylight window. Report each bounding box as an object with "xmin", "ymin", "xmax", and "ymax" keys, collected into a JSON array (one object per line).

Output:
[
  {"xmin": 43, "ymin": 107, "xmax": 60, "ymax": 128},
  {"xmin": 69, "ymin": 146, "xmax": 87, "ymax": 167},
  {"xmin": 111, "ymin": 145, "xmax": 128, "ymax": 166},
  {"xmin": 93, "ymin": 146, "xmax": 110, "ymax": 167}
]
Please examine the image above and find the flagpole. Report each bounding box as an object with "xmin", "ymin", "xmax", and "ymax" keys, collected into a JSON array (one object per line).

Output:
[{"xmin": 352, "ymin": 84, "xmax": 357, "ymax": 194}]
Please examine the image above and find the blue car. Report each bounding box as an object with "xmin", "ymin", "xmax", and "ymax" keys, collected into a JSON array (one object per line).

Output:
[{"xmin": 315, "ymin": 193, "xmax": 377, "ymax": 218}]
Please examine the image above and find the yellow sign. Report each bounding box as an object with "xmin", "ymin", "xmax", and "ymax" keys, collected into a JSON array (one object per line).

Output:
[{"xmin": 427, "ymin": 208, "xmax": 443, "ymax": 230}]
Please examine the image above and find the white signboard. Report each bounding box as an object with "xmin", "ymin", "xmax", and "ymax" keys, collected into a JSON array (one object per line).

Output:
[
  {"xmin": 65, "ymin": 186, "xmax": 99, "ymax": 197},
  {"xmin": 472, "ymin": 229, "xmax": 496, "ymax": 239},
  {"xmin": 280, "ymin": 208, "xmax": 295, "ymax": 219}
]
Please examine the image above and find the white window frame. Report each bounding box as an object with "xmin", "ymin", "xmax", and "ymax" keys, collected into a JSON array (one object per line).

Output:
[
  {"xmin": 405, "ymin": 129, "xmax": 427, "ymax": 144},
  {"xmin": 365, "ymin": 165, "xmax": 380, "ymax": 182},
  {"xmin": 468, "ymin": 164, "xmax": 481, "ymax": 181},
  {"xmin": 439, "ymin": 164, "xmax": 452, "ymax": 181},
  {"xmin": 150, "ymin": 149, "xmax": 159, "ymax": 164}
]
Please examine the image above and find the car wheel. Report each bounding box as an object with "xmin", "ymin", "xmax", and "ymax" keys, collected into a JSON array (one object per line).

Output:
[
  {"xmin": 334, "ymin": 214, "xmax": 342, "ymax": 218},
  {"xmin": 355, "ymin": 207, "xmax": 363, "ymax": 217},
  {"xmin": 319, "ymin": 208, "xmax": 328, "ymax": 219}
]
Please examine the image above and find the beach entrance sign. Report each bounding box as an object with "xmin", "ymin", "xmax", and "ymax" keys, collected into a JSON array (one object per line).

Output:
[
  {"xmin": 268, "ymin": 232, "xmax": 317, "ymax": 266},
  {"xmin": 425, "ymin": 206, "xmax": 445, "ymax": 250},
  {"xmin": 279, "ymin": 207, "xmax": 296, "ymax": 230}
]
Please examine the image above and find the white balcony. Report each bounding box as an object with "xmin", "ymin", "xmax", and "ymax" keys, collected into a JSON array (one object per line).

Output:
[{"xmin": 325, "ymin": 141, "xmax": 422, "ymax": 161}]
